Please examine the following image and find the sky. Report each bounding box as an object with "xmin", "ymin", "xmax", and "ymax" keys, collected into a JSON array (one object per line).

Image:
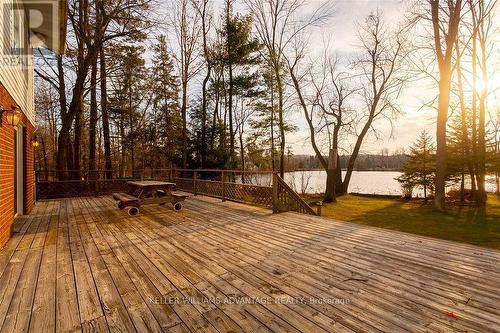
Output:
[
  {"xmin": 281, "ymin": 0, "xmax": 499, "ymax": 156},
  {"xmin": 161, "ymin": 0, "xmax": 500, "ymax": 156},
  {"xmin": 279, "ymin": 0, "xmax": 438, "ymax": 155}
]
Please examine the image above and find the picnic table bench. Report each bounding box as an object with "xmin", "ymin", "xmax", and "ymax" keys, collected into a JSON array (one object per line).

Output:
[{"xmin": 112, "ymin": 180, "xmax": 191, "ymax": 215}]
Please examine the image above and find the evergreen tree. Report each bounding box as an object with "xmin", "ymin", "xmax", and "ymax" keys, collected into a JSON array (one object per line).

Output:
[
  {"xmin": 189, "ymin": 97, "xmax": 232, "ymax": 168},
  {"xmin": 396, "ymin": 130, "xmax": 436, "ymax": 201},
  {"xmin": 447, "ymin": 115, "xmax": 473, "ymax": 201},
  {"xmin": 248, "ymin": 69, "xmax": 295, "ymax": 171},
  {"xmin": 149, "ymin": 35, "xmax": 182, "ymax": 167},
  {"xmin": 221, "ymin": 2, "xmax": 262, "ymax": 167},
  {"xmin": 108, "ymin": 44, "xmax": 147, "ymax": 177}
]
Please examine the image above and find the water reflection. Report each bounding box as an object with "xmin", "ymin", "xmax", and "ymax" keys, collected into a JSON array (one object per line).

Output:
[{"xmin": 240, "ymin": 171, "xmax": 498, "ymax": 196}]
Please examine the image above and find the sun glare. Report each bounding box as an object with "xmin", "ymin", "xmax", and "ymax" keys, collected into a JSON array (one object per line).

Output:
[
  {"xmin": 475, "ymin": 77, "xmax": 500, "ymax": 94},
  {"xmin": 475, "ymin": 79, "xmax": 487, "ymax": 93}
]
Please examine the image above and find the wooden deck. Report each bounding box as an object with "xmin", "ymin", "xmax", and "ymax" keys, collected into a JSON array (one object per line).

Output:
[{"xmin": 0, "ymin": 196, "xmax": 499, "ymax": 332}]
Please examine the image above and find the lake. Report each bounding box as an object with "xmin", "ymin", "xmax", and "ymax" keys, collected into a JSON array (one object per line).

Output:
[{"xmin": 242, "ymin": 170, "xmax": 498, "ymax": 196}]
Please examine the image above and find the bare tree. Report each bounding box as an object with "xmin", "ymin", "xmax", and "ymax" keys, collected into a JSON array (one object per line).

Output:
[
  {"xmin": 454, "ymin": 34, "xmax": 477, "ymax": 195},
  {"xmin": 245, "ymin": 0, "xmax": 330, "ymax": 178},
  {"xmin": 35, "ymin": 82, "xmax": 60, "ymax": 177},
  {"xmin": 289, "ymin": 52, "xmax": 356, "ymax": 202},
  {"xmin": 429, "ymin": 0, "xmax": 462, "ymax": 210},
  {"xmin": 289, "ymin": 11, "xmax": 407, "ymax": 201},
  {"xmin": 343, "ymin": 12, "xmax": 408, "ymax": 194},
  {"xmin": 234, "ymin": 98, "xmax": 255, "ymax": 181},
  {"xmin": 470, "ymin": 0, "xmax": 496, "ymax": 203},
  {"xmin": 36, "ymin": 0, "xmax": 154, "ymax": 179},
  {"xmin": 171, "ymin": 0, "xmax": 202, "ymax": 168},
  {"xmin": 192, "ymin": 0, "xmax": 213, "ymax": 167}
]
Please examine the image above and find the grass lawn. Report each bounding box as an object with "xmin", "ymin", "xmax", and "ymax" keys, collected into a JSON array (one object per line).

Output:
[{"xmin": 317, "ymin": 194, "xmax": 500, "ymax": 250}]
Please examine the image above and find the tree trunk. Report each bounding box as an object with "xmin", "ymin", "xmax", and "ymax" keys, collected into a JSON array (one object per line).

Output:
[
  {"xmin": 41, "ymin": 138, "xmax": 48, "ymax": 179},
  {"xmin": 495, "ymin": 118, "xmax": 499, "ymax": 195},
  {"xmin": 201, "ymin": 67, "xmax": 210, "ymax": 166},
  {"xmin": 73, "ymin": 95, "xmax": 83, "ymax": 180},
  {"xmin": 56, "ymin": 55, "xmax": 68, "ymax": 180},
  {"xmin": 228, "ymin": 63, "xmax": 235, "ymax": 167},
  {"xmin": 129, "ymin": 84, "xmax": 135, "ymax": 177},
  {"xmin": 60, "ymin": 0, "xmax": 95, "ymax": 180},
  {"xmin": 57, "ymin": 55, "xmax": 95, "ymax": 180},
  {"xmin": 455, "ymin": 40, "xmax": 476, "ymax": 194},
  {"xmin": 89, "ymin": 57, "xmax": 98, "ymax": 178},
  {"xmin": 324, "ymin": 148, "xmax": 338, "ymax": 203},
  {"xmin": 181, "ymin": 79, "xmax": 188, "ymax": 168},
  {"xmin": 289, "ymin": 65, "xmax": 332, "ymax": 198},
  {"xmin": 470, "ymin": 3, "xmax": 480, "ymax": 202},
  {"xmin": 424, "ymin": 150, "xmax": 428, "ymax": 202},
  {"xmin": 476, "ymin": 24, "xmax": 488, "ymax": 204},
  {"xmin": 460, "ymin": 169, "xmax": 465, "ymax": 202},
  {"xmin": 210, "ymin": 76, "xmax": 220, "ymax": 151},
  {"xmin": 239, "ymin": 130, "xmax": 245, "ymax": 183},
  {"xmin": 424, "ymin": 182, "xmax": 428, "ymax": 202},
  {"xmin": 430, "ymin": 0, "xmax": 461, "ymax": 210},
  {"xmin": 56, "ymin": 121, "xmax": 71, "ymax": 180},
  {"xmin": 270, "ymin": 72, "xmax": 276, "ymax": 172},
  {"xmin": 496, "ymin": 172, "xmax": 499, "ymax": 195},
  {"xmin": 434, "ymin": 71, "xmax": 452, "ymax": 210},
  {"xmin": 100, "ymin": 47, "xmax": 112, "ymax": 179},
  {"xmin": 343, "ymin": 113, "xmax": 374, "ymax": 194},
  {"xmin": 200, "ymin": 2, "xmax": 210, "ymax": 167},
  {"xmin": 119, "ymin": 115, "xmax": 125, "ymax": 177},
  {"xmin": 335, "ymin": 155, "xmax": 343, "ymax": 194},
  {"xmin": 276, "ymin": 69, "xmax": 285, "ymax": 178}
]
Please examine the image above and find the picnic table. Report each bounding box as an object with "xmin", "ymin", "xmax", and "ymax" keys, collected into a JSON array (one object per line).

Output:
[{"xmin": 112, "ymin": 180, "xmax": 191, "ymax": 215}]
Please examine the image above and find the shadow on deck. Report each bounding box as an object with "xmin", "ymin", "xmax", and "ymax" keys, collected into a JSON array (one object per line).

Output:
[{"xmin": 0, "ymin": 195, "xmax": 499, "ymax": 332}]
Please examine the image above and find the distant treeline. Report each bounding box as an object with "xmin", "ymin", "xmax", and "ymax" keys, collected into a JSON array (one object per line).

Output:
[{"xmin": 287, "ymin": 154, "xmax": 406, "ymax": 172}]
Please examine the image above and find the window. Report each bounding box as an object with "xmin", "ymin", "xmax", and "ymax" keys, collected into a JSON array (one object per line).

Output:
[{"xmin": 10, "ymin": 1, "xmax": 23, "ymax": 56}]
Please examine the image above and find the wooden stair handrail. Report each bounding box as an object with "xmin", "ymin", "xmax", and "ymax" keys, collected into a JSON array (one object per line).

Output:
[{"xmin": 272, "ymin": 174, "xmax": 317, "ymax": 216}]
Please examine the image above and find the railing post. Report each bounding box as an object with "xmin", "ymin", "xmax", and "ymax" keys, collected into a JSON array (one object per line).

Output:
[
  {"xmin": 316, "ymin": 201, "xmax": 323, "ymax": 216},
  {"xmin": 272, "ymin": 173, "xmax": 278, "ymax": 213},
  {"xmin": 169, "ymin": 168, "xmax": 173, "ymax": 182},
  {"xmin": 193, "ymin": 171, "xmax": 197, "ymax": 195},
  {"xmin": 221, "ymin": 171, "xmax": 226, "ymax": 202}
]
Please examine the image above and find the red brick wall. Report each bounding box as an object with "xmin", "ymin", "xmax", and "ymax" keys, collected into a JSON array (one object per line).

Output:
[
  {"xmin": 0, "ymin": 91, "xmax": 15, "ymax": 248},
  {"xmin": 0, "ymin": 83, "xmax": 35, "ymax": 248}
]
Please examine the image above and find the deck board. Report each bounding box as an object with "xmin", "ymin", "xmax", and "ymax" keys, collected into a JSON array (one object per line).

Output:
[{"xmin": 0, "ymin": 195, "xmax": 499, "ymax": 332}]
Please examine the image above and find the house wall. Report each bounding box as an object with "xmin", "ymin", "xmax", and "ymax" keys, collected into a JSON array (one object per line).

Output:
[
  {"xmin": 0, "ymin": 82, "xmax": 35, "ymax": 249},
  {"xmin": 0, "ymin": 0, "xmax": 35, "ymax": 125},
  {"xmin": 0, "ymin": 86, "xmax": 14, "ymax": 248}
]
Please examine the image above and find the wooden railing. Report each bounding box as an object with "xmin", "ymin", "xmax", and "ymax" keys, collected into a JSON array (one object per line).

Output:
[
  {"xmin": 36, "ymin": 178, "xmax": 132, "ymax": 199},
  {"xmin": 173, "ymin": 176, "xmax": 274, "ymax": 207},
  {"xmin": 272, "ymin": 174, "xmax": 318, "ymax": 215},
  {"xmin": 36, "ymin": 169, "xmax": 318, "ymax": 216}
]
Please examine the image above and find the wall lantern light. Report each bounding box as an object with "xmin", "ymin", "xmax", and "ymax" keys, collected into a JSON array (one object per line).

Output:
[
  {"xmin": 31, "ymin": 135, "xmax": 40, "ymax": 148},
  {"xmin": 0, "ymin": 105, "xmax": 21, "ymax": 127}
]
